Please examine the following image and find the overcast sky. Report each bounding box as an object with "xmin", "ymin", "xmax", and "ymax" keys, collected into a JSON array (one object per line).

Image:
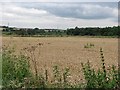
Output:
[{"xmin": 0, "ymin": 1, "xmax": 119, "ymax": 29}]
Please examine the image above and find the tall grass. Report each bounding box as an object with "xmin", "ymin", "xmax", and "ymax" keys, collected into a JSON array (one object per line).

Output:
[{"xmin": 2, "ymin": 45, "xmax": 120, "ymax": 89}]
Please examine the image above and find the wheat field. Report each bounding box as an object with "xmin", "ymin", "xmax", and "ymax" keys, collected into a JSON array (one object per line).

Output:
[{"xmin": 2, "ymin": 36, "xmax": 118, "ymax": 82}]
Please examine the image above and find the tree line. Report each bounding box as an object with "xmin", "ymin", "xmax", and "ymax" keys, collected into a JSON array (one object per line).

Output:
[
  {"xmin": 2, "ymin": 26, "xmax": 119, "ymax": 37},
  {"xmin": 67, "ymin": 26, "xmax": 119, "ymax": 36},
  {"xmin": 2, "ymin": 27, "xmax": 66, "ymax": 36}
]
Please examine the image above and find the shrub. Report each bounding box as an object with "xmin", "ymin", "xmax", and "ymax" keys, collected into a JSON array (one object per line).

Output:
[
  {"xmin": 2, "ymin": 45, "xmax": 119, "ymax": 89},
  {"xmin": 84, "ymin": 43, "xmax": 94, "ymax": 48},
  {"xmin": 2, "ymin": 46, "xmax": 31, "ymax": 88},
  {"xmin": 81, "ymin": 48, "xmax": 119, "ymax": 89}
]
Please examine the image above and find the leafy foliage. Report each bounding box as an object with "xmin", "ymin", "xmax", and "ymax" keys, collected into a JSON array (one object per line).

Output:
[
  {"xmin": 2, "ymin": 26, "xmax": 119, "ymax": 37},
  {"xmin": 2, "ymin": 46, "xmax": 31, "ymax": 88},
  {"xmin": 2, "ymin": 46, "xmax": 120, "ymax": 89},
  {"xmin": 81, "ymin": 48, "xmax": 119, "ymax": 89},
  {"xmin": 67, "ymin": 26, "xmax": 119, "ymax": 36}
]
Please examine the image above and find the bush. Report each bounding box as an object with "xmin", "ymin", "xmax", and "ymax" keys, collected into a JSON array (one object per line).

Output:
[
  {"xmin": 2, "ymin": 46, "xmax": 31, "ymax": 88},
  {"xmin": 2, "ymin": 46, "xmax": 120, "ymax": 89},
  {"xmin": 81, "ymin": 48, "xmax": 119, "ymax": 89},
  {"xmin": 84, "ymin": 43, "xmax": 94, "ymax": 48}
]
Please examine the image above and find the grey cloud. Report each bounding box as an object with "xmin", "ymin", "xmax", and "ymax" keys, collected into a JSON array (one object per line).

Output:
[
  {"xmin": 16, "ymin": 2, "xmax": 118, "ymax": 20},
  {"xmin": 1, "ymin": 2, "xmax": 118, "ymax": 28}
]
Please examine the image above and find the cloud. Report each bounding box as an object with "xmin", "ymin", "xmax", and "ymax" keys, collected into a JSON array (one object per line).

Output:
[
  {"xmin": 0, "ymin": 2, "xmax": 118, "ymax": 28},
  {"xmin": 3, "ymin": 3, "xmax": 48, "ymax": 18},
  {"xmin": 29, "ymin": 3, "xmax": 118, "ymax": 20},
  {"xmin": 16, "ymin": 2, "xmax": 118, "ymax": 20},
  {"xmin": 0, "ymin": 0, "xmax": 119, "ymax": 2}
]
